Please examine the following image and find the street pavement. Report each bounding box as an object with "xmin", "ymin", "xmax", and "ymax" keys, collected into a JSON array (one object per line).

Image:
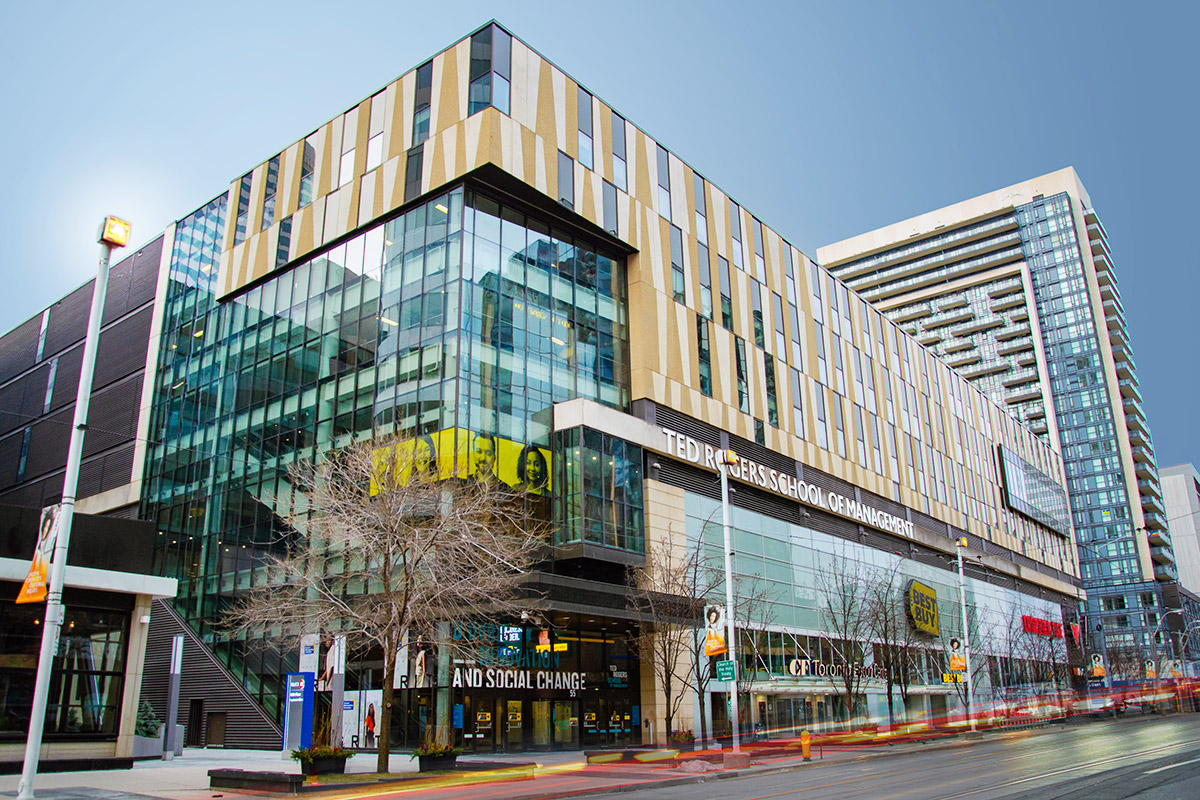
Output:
[{"xmin": 3, "ymin": 714, "xmax": 1199, "ymax": 800}]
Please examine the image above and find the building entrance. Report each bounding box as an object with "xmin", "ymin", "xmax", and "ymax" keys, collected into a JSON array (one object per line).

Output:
[
  {"xmin": 463, "ymin": 695, "xmax": 583, "ymax": 751},
  {"xmin": 580, "ymin": 697, "xmax": 635, "ymax": 748}
]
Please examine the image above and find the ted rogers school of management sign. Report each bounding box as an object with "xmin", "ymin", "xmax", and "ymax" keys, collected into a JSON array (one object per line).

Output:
[{"xmin": 661, "ymin": 428, "xmax": 916, "ymax": 538}]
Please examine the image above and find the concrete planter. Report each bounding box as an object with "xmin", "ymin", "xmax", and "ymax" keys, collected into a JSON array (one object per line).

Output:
[
  {"xmin": 132, "ymin": 727, "xmax": 164, "ymax": 758},
  {"xmin": 417, "ymin": 754, "xmax": 458, "ymax": 772}
]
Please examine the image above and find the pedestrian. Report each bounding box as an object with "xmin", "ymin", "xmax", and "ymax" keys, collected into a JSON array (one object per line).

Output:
[{"xmin": 365, "ymin": 703, "xmax": 376, "ymax": 749}]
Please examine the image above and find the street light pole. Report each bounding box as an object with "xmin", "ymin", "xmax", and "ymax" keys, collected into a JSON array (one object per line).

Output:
[
  {"xmin": 719, "ymin": 450, "xmax": 740, "ymax": 753},
  {"xmin": 955, "ymin": 537, "xmax": 976, "ymax": 732},
  {"xmin": 18, "ymin": 217, "xmax": 130, "ymax": 800}
]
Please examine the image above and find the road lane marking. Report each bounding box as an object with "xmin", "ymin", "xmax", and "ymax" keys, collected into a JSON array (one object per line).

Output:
[
  {"xmin": 1144, "ymin": 756, "xmax": 1200, "ymax": 775},
  {"xmin": 934, "ymin": 738, "xmax": 1200, "ymax": 799}
]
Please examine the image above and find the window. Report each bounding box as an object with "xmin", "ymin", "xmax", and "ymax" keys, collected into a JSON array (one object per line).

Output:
[
  {"xmin": 338, "ymin": 113, "xmax": 356, "ymax": 188},
  {"xmin": 693, "ymin": 174, "xmax": 708, "ymax": 245},
  {"xmin": 276, "ymin": 216, "xmax": 292, "ymax": 268},
  {"xmin": 669, "ymin": 225, "xmax": 685, "ymax": 304},
  {"xmin": 602, "ymin": 180, "xmax": 618, "ymax": 236},
  {"xmin": 833, "ymin": 398, "xmax": 847, "ymax": 458},
  {"xmin": 468, "ymin": 24, "xmax": 511, "ymax": 115},
  {"xmin": 814, "ymin": 323, "xmax": 828, "ymax": 386},
  {"xmin": 729, "ymin": 202, "xmax": 744, "ymax": 270},
  {"xmin": 298, "ymin": 140, "xmax": 316, "ymax": 207},
  {"xmin": 577, "ymin": 86, "xmax": 593, "ymax": 169},
  {"xmin": 814, "ymin": 389, "xmax": 829, "ymax": 449},
  {"xmin": 697, "ymin": 315, "xmax": 712, "ymax": 397},
  {"xmin": 790, "ymin": 368, "xmax": 805, "ymax": 439},
  {"xmin": 16, "ymin": 427, "xmax": 31, "ymax": 481},
  {"xmin": 752, "ymin": 218, "xmax": 766, "ymax": 282},
  {"xmin": 751, "ymin": 284, "xmax": 765, "ymax": 348},
  {"xmin": 365, "ymin": 93, "xmax": 385, "ymax": 171},
  {"xmin": 854, "ymin": 405, "xmax": 868, "ymax": 468},
  {"xmin": 233, "ymin": 171, "xmax": 252, "ymax": 245},
  {"xmin": 413, "ymin": 60, "xmax": 433, "ymax": 144},
  {"xmin": 404, "ymin": 146, "xmax": 424, "ymax": 203},
  {"xmin": 611, "ymin": 110, "xmax": 627, "ymax": 191},
  {"xmin": 734, "ymin": 336, "xmax": 749, "ymax": 413},
  {"xmin": 557, "ymin": 151, "xmax": 574, "ymax": 209},
  {"xmin": 764, "ymin": 357, "xmax": 779, "ymax": 427},
  {"xmin": 718, "ymin": 256, "xmax": 733, "ymax": 329},
  {"xmin": 656, "ymin": 144, "xmax": 671, "ymax": 220},
  {"xmin": 697, "ymin": 243, "xmax": 713, "ymax": 319},
  {"xmin": 261, "ymin": 155, "xmax": 280, "ymax": 230},
  {"xmin": 754, "ymin": 418, "xmax": 765, "ymax": 446},
  {"xmin": 772, "ymin": 293, "xmax": 787, "ymax": 359}
]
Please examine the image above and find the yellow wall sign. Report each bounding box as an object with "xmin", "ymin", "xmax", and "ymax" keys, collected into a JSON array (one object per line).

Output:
[{"xmin": 906, "ymin": 580, "xmax": 940, "ymax": 637}]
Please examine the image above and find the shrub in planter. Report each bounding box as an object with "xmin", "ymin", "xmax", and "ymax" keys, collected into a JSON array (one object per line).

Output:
[
  {"xmin": 669, "ymin": 729, "xmax": 696, "ymax": 750},
  {"xmin": 291, "ymin": 744, "xmax": 353, "ymax": 775},
  {"xmin": 132, "ymin": 700, "xmax": 164, "ymax": 757},
  {"xmin": 412, "ymin": 742, "xmax": 462, "ymax": 772}
]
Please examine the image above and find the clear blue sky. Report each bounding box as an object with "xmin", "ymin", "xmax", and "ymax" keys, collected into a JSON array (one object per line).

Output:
[{"xmin": 2, "ymin": 1, "xmax": 1197, "ymax": 467}]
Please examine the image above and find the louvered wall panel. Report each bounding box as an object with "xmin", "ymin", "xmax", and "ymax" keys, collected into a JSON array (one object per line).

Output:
[
  {"xmin": 0, "ymin": 364, "xmax": 49, "ymax": 437},
  {"xmin": 82, "ymin": 375, "xmax": 142, "ymax": 458},
  {"xmin": 49, "ymin": 345, "xmax": 84, "ymax": 411},
  {"xmin": 0, "ymin": 317, "xmax": 41, "ymax": 385},
  {"xmin": 42, "ymin": 282, "xmax": 94, "ymax": 357},
  {"xmin": 651, "ymin": 405, "xmax": 721, "ymax": 449},
  {"xmin": 142, "ymin": 599, "xmax": 282, "ymax": 749},
  {"xmin": 93, "ymin": 307, "xmax": 153, "ymax": 388},
  {"xmin": 22, "ymin": 409, "xmax": 71, "ymax": 479}
]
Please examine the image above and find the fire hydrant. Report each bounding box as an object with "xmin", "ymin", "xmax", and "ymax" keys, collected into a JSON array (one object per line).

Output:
[{"xmin": 801, "ymin": 729, "xmax": 811, "ymax": 761}]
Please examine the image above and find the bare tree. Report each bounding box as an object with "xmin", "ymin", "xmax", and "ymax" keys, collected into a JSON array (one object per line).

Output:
[
  {"xmin": 863, "ymin": 567, "xmax": 924, "ymax": 725},
  {"xmin": 224, "ymin": 435, "xmax": 546, "ymax": 772},
  {"xmin": 938, "ymin": 601, "xmax": 993, "ymax": 721},
  {"xmin": 1105, "ymin": 644, "xmax": 1144, "ymax": 684},
  {"xmin": 630, "ymin": 531, "xmax": 774, "ymax": 746},
  {"xmin": 815, "ymin": 550, "xmax": 876, "ymax": 727},
  {"xmin": 627, "ymin": 541, "xmax": 709, "ymax": 744}
]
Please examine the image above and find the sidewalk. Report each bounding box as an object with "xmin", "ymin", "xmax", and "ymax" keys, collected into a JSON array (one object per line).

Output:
[{"xmin": 0, "ymin": 719, "xmax": 1158, "ymax": 800}]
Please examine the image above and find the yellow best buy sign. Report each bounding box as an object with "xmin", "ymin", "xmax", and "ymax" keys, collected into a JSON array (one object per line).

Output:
[{"xmin": 906, "ymin": 580, "xmax": 940, "ymax": 637}]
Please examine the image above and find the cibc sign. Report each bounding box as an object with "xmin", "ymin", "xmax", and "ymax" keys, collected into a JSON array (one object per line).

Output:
[
  {"xmin": 906, "ymin": 580, "xmax": 940, "ymax": 637},
  {"xmin": 661, "ymin": 429, "xmax": 915, "ymax": 537}
]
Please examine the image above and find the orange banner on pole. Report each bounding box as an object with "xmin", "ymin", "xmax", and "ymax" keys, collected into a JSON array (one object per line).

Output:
[{"xmin": 17, "ymin": 505, "xmax": 60, "ymax": 604}]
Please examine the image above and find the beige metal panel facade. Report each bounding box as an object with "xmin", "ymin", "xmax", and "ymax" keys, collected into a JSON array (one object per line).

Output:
[{"xmin": 201, "ymin": 23, "xmax": 1075, "ymax": 590}]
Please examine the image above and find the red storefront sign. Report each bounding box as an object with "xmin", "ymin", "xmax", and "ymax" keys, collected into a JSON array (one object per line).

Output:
[{"xmin": 1022, "ymin": 615, "xmax": 1063, "ymax": 638}]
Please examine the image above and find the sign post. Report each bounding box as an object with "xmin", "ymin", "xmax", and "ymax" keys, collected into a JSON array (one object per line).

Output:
[
  {"xmin": 718, "ymin": 450, "xmax": 741, "ymax": 752},
  {"xmin": 715, "ymin": 659, "xmax": 736, "ymax": 683},
  {"xmin": 283, "ymin": 672, "xmax": 315, "ymax": 755}
]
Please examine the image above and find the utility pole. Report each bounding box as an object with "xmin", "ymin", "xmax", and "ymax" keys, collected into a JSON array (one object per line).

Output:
[
  {"xmin": 719, "ymin": 449, "xmax": 740, "ymax": 753},
  {"xmin": 18, "ymin": 217, "xmax": 130, "ymax": 800},
  {"xmin": 956, "ymin": 537, "xmax": 976, "ymax": 732}
]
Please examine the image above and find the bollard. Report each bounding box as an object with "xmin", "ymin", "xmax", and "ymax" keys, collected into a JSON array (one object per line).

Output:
[{"xmin": 801, "ymin": 729, "xmax": 811, "ymax": 761}]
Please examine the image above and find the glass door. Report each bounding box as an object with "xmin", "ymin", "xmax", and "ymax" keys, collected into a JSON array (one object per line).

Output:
[
  {"xmin": 504, "ymin": 699, "xmax": 523, "ymax": 749},
  {"xmin": 532, "ymin": 700, "xmax": 553, "ymax": 748},
  {"xmin": 553, "ymin": 700, "xmax": 578, "ymax": 748}
]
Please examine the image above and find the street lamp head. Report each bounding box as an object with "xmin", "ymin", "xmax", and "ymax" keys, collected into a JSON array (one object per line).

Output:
[{"xmin": 99, "ymin": 216, "xmax": 131, "ymax": 248}]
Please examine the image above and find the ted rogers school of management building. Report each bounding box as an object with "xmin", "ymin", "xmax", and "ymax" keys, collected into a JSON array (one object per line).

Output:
[{"xmin": 0, "ymin": 20, "xmax": 1089, "ymax": 756}]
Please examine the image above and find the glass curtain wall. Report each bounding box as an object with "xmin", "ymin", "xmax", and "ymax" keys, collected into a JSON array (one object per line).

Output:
[{"xmin": 143, "ymin": 183, "xmax": 631, "ymax": 724}]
